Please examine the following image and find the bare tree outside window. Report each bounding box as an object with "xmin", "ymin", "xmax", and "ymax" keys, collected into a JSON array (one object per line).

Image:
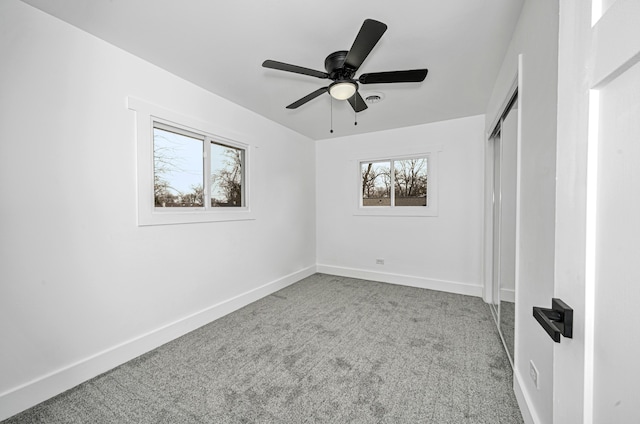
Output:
[
  {"xmin": 394, "ymin": 158, "xmax": 427, "ymax": 206},
  {"xmin": 361, "ymin": 157, "xmax": 428, "ymax": 207},
  {"xmin": 153, "ymin": 124, "xmax": 247, "ymax": 210},
  {"xmin": 210, "ymin": 143, "xmax": 244, "ymax": 207},
  {"xmin": 361, "ymin": 162, "xmax": 391, "ymax": 206},
  {"xmin": 153, "ymin": 127, "xmax": 204, "ymax": 207}
]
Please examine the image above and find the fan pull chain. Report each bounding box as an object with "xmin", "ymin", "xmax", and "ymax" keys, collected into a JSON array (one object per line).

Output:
[
  {"xmin": 330, "ymin": 97, "xmax": 334, "ymax": 133},
  {"xmin": 354, "ymin": 94, "xmax": 358, "ymax": 126}
]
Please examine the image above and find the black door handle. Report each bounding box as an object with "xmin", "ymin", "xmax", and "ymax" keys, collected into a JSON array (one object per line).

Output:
[{"xmin": 533, "ymin": 298, "xmax": 573, "ymax": 343}]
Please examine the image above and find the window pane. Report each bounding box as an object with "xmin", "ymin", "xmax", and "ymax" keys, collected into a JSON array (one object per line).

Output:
[
  {"xmin": 153, "ymin": 127, "xmax": 203, "ymax": 207},
  {"xmin": 210, "ymin": 143, "xmax": 244, "ymax": 207},
  {"xmin": 394, "ymin": 158, "xmax": 427, "ymax": 206},
  {"xmin": 362, "ymin": 162, "xmax": 391, "ymax": 206}
]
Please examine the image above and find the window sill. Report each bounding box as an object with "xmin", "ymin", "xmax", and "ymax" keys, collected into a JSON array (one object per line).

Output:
[
  {"xmin": 139, "ymin": 208, "xmax": 255, "ymax": 226},
  {"xmin": 353, "ymin": 206, "xmax": 438, "ymax": 217}
]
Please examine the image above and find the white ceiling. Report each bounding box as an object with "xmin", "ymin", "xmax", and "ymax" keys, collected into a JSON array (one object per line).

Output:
[{"xmin": 21, "ymin": 0, "xmax": 524, "ymax": 140}]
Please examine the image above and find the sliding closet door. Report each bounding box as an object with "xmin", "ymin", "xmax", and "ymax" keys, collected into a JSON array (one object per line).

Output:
[{"xmin": 498, "ymin": 101, "xmax": 518, "ymax": 364}]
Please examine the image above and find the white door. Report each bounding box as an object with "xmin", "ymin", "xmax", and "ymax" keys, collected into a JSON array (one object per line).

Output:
[{"xmin": 554, "ymin": 0, "xmax": 640, "ymax": 422}]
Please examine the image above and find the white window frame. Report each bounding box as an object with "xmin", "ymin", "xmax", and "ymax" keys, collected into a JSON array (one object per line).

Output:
[
  {"xmin": 355, "ymin": 151, "xmax": 439, "ymax": 217},
  {"xmin": 128, "ymin": 97, "xmax": 253, "ymax": 226}
]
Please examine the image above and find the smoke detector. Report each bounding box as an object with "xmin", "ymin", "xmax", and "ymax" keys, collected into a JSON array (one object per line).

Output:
[{"xmin": 363, "ymin": 92, "xmax": 385, "ymax": 104}]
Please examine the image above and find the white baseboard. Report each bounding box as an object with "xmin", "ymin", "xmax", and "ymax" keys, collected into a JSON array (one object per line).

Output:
[
  {"xmin": 0, "ymin": 266, "xmax": 316, "ymax": 422},
  {"xmin": 316, "ymin": 264, "xmax": 483, "ymax": 298},
  {"xmin": 514, "ymin": 368, "xmax": 542, "ymax": 424},
  {"xmin": 501, "ymin": 287, "xmax": 516, "ymax": 303}
]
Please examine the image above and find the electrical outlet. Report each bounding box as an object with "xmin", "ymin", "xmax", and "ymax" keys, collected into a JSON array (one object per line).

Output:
[
  {"xmin": 529, "ymin": 360, "xmax": 539, "ymax": 389},
  {"xmin": 376, "ymin": 258, "xmax": 384, "ymax": 265}
]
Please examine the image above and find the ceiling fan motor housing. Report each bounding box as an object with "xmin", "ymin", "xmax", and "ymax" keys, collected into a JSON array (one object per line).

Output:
[{"xmin": 324, "ymin": 51, "xmax": 356, "ymax": 80}]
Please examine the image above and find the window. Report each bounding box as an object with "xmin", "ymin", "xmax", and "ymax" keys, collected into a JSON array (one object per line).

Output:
[
  {"xmin": 393, "ymin": 158, "xmax": 428, "ymax": 206},
  {"xmin": 357, "ymin": 153, "xmax": 438, "ymax": 217},
  {"xmin": 210, "ymin": 143, "xmax": 245, "ymax": 207},
  {"xmin": 153, "ymin": 124, "xmax": 205, "ymax": 208},
  {"xmin": 129, "ymin": 97, "xmax": 253, "ymax": 226},
  {"xmin": 153, "ymin": 123, "xmax": 245, "ymax": 209}
]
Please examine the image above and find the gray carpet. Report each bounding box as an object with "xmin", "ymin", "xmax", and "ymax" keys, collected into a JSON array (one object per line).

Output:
[{"xmin": 3, "ymin": 274, "xmax": 523, "ymax": 423}]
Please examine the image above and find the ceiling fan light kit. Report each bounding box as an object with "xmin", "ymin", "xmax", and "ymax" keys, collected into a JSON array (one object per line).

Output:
[
  {"xmin": 329, "ymin": 81, "xmax": 357, "ymax": 100},
  {"xmin": 262, "ymin": 18, "xmax": 428, "ymax": 131}
]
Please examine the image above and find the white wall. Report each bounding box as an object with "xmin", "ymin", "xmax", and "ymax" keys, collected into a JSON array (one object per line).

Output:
[
  {"xmin": 316, "ymin": 115, "xmax": 485, "ymax": 296},
  {"xmin": 0, "ymin": 1, "xmax": 316, "ymax": 419},
  {"xmin": 485, "ymin": 1, "xmax": 559, "ymax": 423}
]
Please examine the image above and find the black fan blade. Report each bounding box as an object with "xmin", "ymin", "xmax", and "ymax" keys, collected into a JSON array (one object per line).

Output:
[
  {"xmin": 359, "ymin": 69, "xmax": 429, "ymax": 84},
  {"xmin": 286, "ymin": 87, "xmax": 328, "ymax": 109},
  {"xmin": 347, "ymin": 91, "xmax": 368, "ymax": 113},
  {"xmin": 263, "ymin": 60, "xmax": 329, "ymax": 79},
  {"xmin": 344, "ymin": 19, "xmax": 388, "ymax": 71}
]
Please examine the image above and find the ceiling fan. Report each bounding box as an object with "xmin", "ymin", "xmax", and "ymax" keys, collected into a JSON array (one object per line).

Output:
[{"xmin": 262, "ymin": 19, "xmax": 429, "ymax": 113}]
